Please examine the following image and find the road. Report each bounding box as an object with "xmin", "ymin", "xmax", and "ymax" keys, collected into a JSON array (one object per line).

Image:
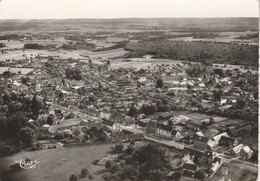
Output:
[{"xmin": 50, "ymin": 102, "xmax": 101, "ymax": 122}]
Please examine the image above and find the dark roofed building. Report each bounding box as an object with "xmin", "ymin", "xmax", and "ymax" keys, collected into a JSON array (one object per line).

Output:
[
  {"xmin": 102, "ymin": 119, "xmax": 118, "ymax": 131},
  {"xmin": 159, "ymin": 112, "xmax": 173, "ymax": 120},
  {"xmin": 127, "ymin": 134, "xmax": 144, "ymax": 141},
  {"xmin": 219, "ymin": 136, "xmax": 238, "ymax": 147},
  {"xmin": 135, "ymin": 120, "xmax": 147, "ymax": 130},
  {"xmin": 183, "ymin": 163, "xmax": 197, "ymax": 172}
]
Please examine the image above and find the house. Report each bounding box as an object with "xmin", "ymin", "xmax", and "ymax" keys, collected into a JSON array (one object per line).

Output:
[
  {"xmin": 49, "ymin": 119, "xmax": 87, "ymax": 133},
  {"xmin": 138, "ymin": 77, "xmax": 147, "ymax": 83},
  {"xmin": 116, "ymin": 135, "xmax": 127, "ymax": 142},
  {"xmin": 183, "ymin": 147, "xmax": 213, "ymax": 163},
  {"xmin": 209, "ymin": 157, "xmax": 223, "ymax": 174},
  {"xmin": 171, "ymin": 130, "xmax": 181, "ymax": 140},
  {"xmin": 159, "ymin": 112, "xmax": 173, "ymax": 120},
  {"xmin": 146, "ymin": 120, "xmax": 157, "ymax": 134},
  {"xmin": 88, "ymin": 108, "xmax": 99, "ymax": 117},
  {"xmin": 240, "ymin": 146, "xmax": 253, "ymax": 160},
  {"xmin": 182, "ymin": 154, "xmax": 192, "ymax": 163},
  {"xmin": 212, "ymin": 132, "xmax": 229, "ymax": 142},
  {"xmin": 207, "ymin": 139, "xmax": 219, "ymax": 150},
  {"xmin": 121, "ymin": 129, "xmax": 133, "ymax": 135},
  {"xmin": 185, "ymin": 121, "xmax": 201, "ymax": 131},
  {"xmin": 231, "ymin": 144, "xmax": 244, "ymax": 156},
  {"xmin": 117, "ymin": 78, "xmax": 133, "ymax": 87},
  {"xmin": 102, "ymin": 119, "xmax": 118, "ymax": 131},
  {"xmin": 135, "ymin": 120, "xmax": 147, "ymax": 130},
  {"xmin": 194, "ymin": 131, "xmax": 205, "ymax": 137},
  {"xmin": 100, "ymin": 109, "xmax": 112, "ymax": 120},
  {"xmin": 156, "ymin": 123, "xmax": 173, "ymax": 138},
  {"xmin": 219, "ymin": 136, "xmax": 239, "ymax": 147},
  {"xmin": 193, "ymin": 136, "xmax": 209, "ymax": 150},
  {"xmin": 127, "ymin": 134, "xmax": 144, "ymax": 141},
  {"xmin": 111, "ymin": 113, "xmax": 125, "ymax": 123},
  {"xmin": 183, "ymin": 163, "xmax": 197, "ymax": 178}
]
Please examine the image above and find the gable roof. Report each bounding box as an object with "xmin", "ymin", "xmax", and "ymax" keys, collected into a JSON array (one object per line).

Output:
[
  {"xmin": 242, "ymin": 146, "xmax": 253, "ymax": 154},
  {"xmin": 183, "ymin": 163, "xmax": 197, "ymax": 171},
  {"xmin": 127, "ymin": 134, "xmax": 144, "ymax": 140},
  {"xmin": 102, "ymin": 119, "xmax": 115, "ymax": 127},
  {"xmin": 171, "ymin": 130, "xmax": 180, "ymax": 136},
  {"xmin": 194, "ymin": 136, "xmax": 209, "ymax": 143},
  {"xmin": 136, "ymin": 120, "xmax": 147, "ymax": 127},
  {"xmin": 219, "ymin": 136, "xmax": 237, "ymax": 144},
  {"xmin": 213, "ymin": 132, "xmax": 229, "ymax": 142},
  {"xmin": 157, "ymin": 123, "xmax": 173, "ymax": 132}
]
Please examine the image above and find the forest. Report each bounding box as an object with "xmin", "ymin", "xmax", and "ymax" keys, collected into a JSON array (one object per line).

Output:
[{"xmin": 124, "ymin": 40, "xmax": 259, "ymax": 66}]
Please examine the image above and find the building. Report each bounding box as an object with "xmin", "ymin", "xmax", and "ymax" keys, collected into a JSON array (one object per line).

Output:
[
  {"xmin": 193, "ymin": 136, "xmax": 209, "ymax": 150},
  {"xmin": 102, "ymin": 119, "xmax": 118, "ymax": 131},
  {"xmin": 212, "ymin": 132, "xmax": 229, "ymax": 142},
  {"xmin": 135, "ymin": 120, "xmax": 147, "ymax": 130},
  {"xmin": 183, "ymin": 147, "xmax": 213, "ymax": 164},
  {"xmin": 231, "ymin": 144, "xmax": 244, "ymax": 156},
  {"xmin": 209, "ymin": 157, "xmax": 223, "ymax": 174},
  {"xmin": 146, "ymin": 120, "xmax": 157, "ymax": 134},
  {"xmin": 171, "ymin": 130, "xmax": 181, "ymax": 140},
  {"xmin": 240, "ymin": 146, "xmax": 253, "ymax": 160},
  {"xmin": 100, "ymin": 109, "xmax": 112, "ymax": 120},
  {"xmin": 49, "ymin": 119, "xmax": 87, "ymax": 133},
  {"xmin": 219, "ymin": 136, "xmax": 239, "ymax": 147},
  {"xmin": 183, "ymin": 163, "xmax": 198, "ymax": 178},
  {"xmin": 156, "ymin": 123, "xmax": 173, "ymax": 138},
  {"xmin": 117, "ymin": 78, "xmax": 133, "ymax": 87}
]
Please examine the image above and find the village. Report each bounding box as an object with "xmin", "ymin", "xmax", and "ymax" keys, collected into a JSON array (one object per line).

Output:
[{"xmin": 0, "ymin": 37, "xmax": 258, "ymax": 180}]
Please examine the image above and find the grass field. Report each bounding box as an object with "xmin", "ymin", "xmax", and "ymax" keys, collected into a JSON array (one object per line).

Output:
[
  {"xmin": 0, "ymin": 143, "xmax": 114, "ymax": 181},
  {"xmin": 80, "ymin": 48, "xmax": 129, "ymax": 59}
]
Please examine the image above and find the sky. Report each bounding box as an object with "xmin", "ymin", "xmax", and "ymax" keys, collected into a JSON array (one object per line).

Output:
[{"xmin": 0, "ymin": 0, "xmax": 259, "ymax": 19}]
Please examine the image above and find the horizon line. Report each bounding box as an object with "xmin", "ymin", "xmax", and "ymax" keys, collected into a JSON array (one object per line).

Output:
[{"xmin": 0, "ymin": 16, "xmax": 259, "ymax": 21}]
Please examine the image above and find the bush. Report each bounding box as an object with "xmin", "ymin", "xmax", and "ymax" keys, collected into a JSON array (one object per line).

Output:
[
  {"xmin": 69, "ymin": 174, "xmax": 78, "ymax": 181},
  {"xmin": 80, "ymin": 168, "xmax": 89, "ymax": 177},
  {"xmin": 88, "ymin": 174, "xmax": 94, "ymax": 180},
  {"xmin": 0, "ymin": 144, "xmax": 15, "ymax": 156}
]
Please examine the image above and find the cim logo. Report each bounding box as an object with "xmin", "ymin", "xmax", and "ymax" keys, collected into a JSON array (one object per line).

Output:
[{"xmin": 17, "ymin": 159, "xmax": 39, "ymax": 169}]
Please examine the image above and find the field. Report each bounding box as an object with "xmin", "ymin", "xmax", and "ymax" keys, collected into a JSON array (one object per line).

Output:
[
  {"xmin": 0, "ymin": 143, "xmax": 114, "ymax": 181},
  {"xmin": 80, "ymin": 48, "xmax": 129, "ymax": 59},
  {"xmin": 110, "ymin": 57, "xmax": 185, "ymax": 69},
  {"xmin": 0, "ymin": 67, "xmax": 34, "ymax": 74},
  {"xmin": 212, "ymin": 163, "xmax": 258, "ymax": 181}
]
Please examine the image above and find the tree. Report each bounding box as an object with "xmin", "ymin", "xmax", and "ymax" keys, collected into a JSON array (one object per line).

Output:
[
  {"xmin": 31, "ymin": 95, "xmax": 44, "ymax": 118},
  {"xmin": 8, "ymin": 101, "xmax": 22, "ymax": 113},
  {"xmin": 236, "ymin": 99, "xmax": 247, "ymax": 109},
  {"xmin": 88, "ymin": 95, "xmax": 98, "ymax": 104},
  {"xmin": 156, "ymin": 78, "xmax": 163, "ymax": 88},
  {"xmin": 194, "ymin": 170, "xmax": 207, "ymax": 180},
  {"xmin": 214, "ymin": 90, "xmax": 222, "ymax": 103},
  {"xmin": 47, "ymin": 114, "xmax": 54, "ymax": 125},
  {"xmin": 65, "ymin": 67, "xmax": 82, "ymax": 80},
  {"xmin": 126, "ymin": 144, "xmax": 136, "ymax": 155},
  {"xmin": 105, "ymin": 160, "xmax": 113, "ymax": 170},
  {"xmin": 127, "ymin": 105, "xmax": 138, "ymax": 118},
  {"xmin": 3, "ymin": 92, "xmax": 10, "ymax": 105},
  {"xmin": 213, "ymin": 68, "xmax": 224, "ymax": 77},
  {"xmin": 141, "ymin": 103, "xmax": 157, "ymax": 115},
  {"xmin": 80, "ymin": 168, "xmax": 89, "ymax": 178},
  {"xmin": 112, "ymin": 144, "xmax": 124, "ymax": 154},
  {"xmin": 18, "ymin": 127, "xmax": 37, "ymax": 146},
  {"xmin": 253, "ymin": 91, "xmax": 258, "ymax": 100},
  {"xmin": 69, "ymin": 174, "xmax": 78, "ymax": 181}
]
